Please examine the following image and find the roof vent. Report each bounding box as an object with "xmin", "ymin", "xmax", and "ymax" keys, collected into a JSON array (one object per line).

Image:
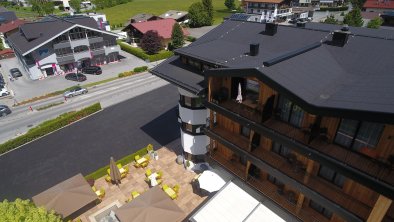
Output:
[
  {"xmin": 250, "ymin": 43, "xmax": 259, "ymax": 56},
  {"xmin": 331, "ymin": 25, "xmax": 351, "ymax": 47},
  {"xmin": 265, "ymin": 22, "xmax": 278, "ymax": 36}
]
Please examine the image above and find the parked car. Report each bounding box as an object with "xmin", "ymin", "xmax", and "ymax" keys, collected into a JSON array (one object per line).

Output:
[
  {"xmin": 0, "ymin": 88, "xmax": 9, "ymax": 97},
  {"xmin": 81, "ymin": 66, "xmax": 102, "ymax": 75},
  {"xmin": 10, "ymin": 68, "xmax": 22, "ymax": 78},
  {"xmin": 63, "ymin": 86, "xmax": 88, "ymax": 98},
  {"xmin": 0, "ymin": 105, "xmax": 11, "ymax": 117},
  {"xmin": 65, "ymin": 73, "xmax": 87, "ymax": 82}
]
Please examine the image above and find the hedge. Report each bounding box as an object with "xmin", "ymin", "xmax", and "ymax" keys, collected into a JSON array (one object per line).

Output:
[
  {"xmin": 133, "ymin": 66, "xmax": 148, "ymax": 72},
  {"xmin": 84, "ymin": 144, "xmax": 152, "ymax": 180},
  {"xmin": 0, "ymin": 103, "xmax": 102, "ymax": 154},
  {"xmin": 186, "ymin": 36, "xmax": 197, "ymax": 42},
  {"xmin": 117, "ymin": 41, "xmax": 173, "ymax": 62},
  {"xmin": 317, "ymin": 6, "xmax": 349, "ymax": 11}
]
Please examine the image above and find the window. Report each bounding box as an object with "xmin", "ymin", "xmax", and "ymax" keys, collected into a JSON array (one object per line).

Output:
[
  {"xmin": 90, "ymin": 42, "xmax": 103, "ymax": 50},
  {"xmin": 180, "ymin": 95, "xmax": 204, "ymax": 109},
  {"xmin": 54, "ymin": 34, "xmax": 69, "ymax": 43},
  {"xmin": 318, "ymin": 165, "xmax": 345, "ymax": 188},
  {"xmin": 334, "ymin": 119, "xmax": 384, "ymax": 151},
  {"xmin": 184, "ymin": 96, "xmax": 192, "ymax": 107},
  {"xmin": 267, "ymin": 174, "xmax": 283, "ymax": 186},
  {"xmin": 181, "ymin": 122, "xmax": 205, "ymax": 135},
  {"xmin": 73, "ymin": 45, "xmax": 89, "ymax": 53},
  {"xmin": 104, "ymin": 40, "xmax": 116, "ymax": 47},
  {"xmin": 310, "ymin": 200, "xmax": 333, "ymax": 219},
  {"xmin": 245, "ymin": 79, "xmax": 259, "ymax": 102},
  {"xmin": 271, "ymin": 142, "xmax": 291, "ymax": 157},
  {"xmin": 277, "ymin": 96, "xmax": 305, "ymax": 127},
  {"xmin": 69, "ymin": 27, "xmax": 86, "ymax": 40},
  {"xmin": 241, "ymin": 126, "xmax": 250, "ymax": 138},
  {"xmin": 55, "ymin": 47, "xmax": 73, "ymax": 56}
]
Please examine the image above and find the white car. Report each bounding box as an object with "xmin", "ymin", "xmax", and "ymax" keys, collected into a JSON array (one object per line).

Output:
[
  {"xmin": 0, "ymin": 88, "xmax": 9, "ymax": 97},
  {"xmin": 63, "ymin": 86, "xmax": 88, "ymax": 98}
]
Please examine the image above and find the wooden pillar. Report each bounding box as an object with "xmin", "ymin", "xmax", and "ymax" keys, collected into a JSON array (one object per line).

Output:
[
  {"xmin": 367, "ymin": 195, "xmax": 392, "ymax": 222},
  {"xmin": 296, "ymin": 193, "xmax": 305, "ymax": 214},
  {"xmin": 303, "ymin": 159, "xmax": 314, "ymax": 184}
]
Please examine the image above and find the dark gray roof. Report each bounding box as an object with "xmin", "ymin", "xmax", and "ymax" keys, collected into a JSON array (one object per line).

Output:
[
  {"xmin": 150, "ymin": 56, "xmax": 205, "ymax": 95},
  {"xmin": 131, "ymin": 13, "xmax": 156, "ymax": 22},
  {"xmin": 0, "ymin": 11, "xmax": 17, "ymax": 23},
  {"xmin": 0, "ymin": 7, "xmax": 8, "ymax": 13},
  {"xmin": 154, "ymin": 20, "xmax": 394, "ymax": 119},
  {"xmin": 8, "ymin": 15, "xmax": 111, "ymax": 55}
]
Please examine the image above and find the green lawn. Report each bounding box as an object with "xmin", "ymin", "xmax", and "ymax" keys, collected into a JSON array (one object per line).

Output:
[{"xmin": 99, "ymin": 0, "xmax": 236, "ymax": 27}]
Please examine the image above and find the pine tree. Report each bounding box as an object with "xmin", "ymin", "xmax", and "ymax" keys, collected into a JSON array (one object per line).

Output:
[
  {"xmin": 188, "ymin": 2, "xmax": 210, "ymax": 28},
  {"xmin": 322, "ymin": 14, "xmax": 339, "ymax": 25},
  {"xmin": 171, "ymin": 23, "xmax": 185, "ymax": 49},
  {"xmin": 343, "ymin": 7, "xmax": 364, "ymax": 27},
  {"xmin": 140, "ymin": 30, "xmax": 163, "ymax": 55},
  {"xmin": 225, "ymin": 0, "xmax": 235, "ymax": 10},
  {"xmin": 202, "ymin": 0, "xmax": 214, "ymax": 25}
]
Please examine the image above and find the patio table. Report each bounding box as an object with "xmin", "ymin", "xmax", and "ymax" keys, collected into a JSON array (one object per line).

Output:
[
  {"xmin": 148, "ymin": 173, "xmax": 159, "ymax": 187},
  {"xmin": 119, "ymin": 168, "xmax": 125, "ymax": 174}
]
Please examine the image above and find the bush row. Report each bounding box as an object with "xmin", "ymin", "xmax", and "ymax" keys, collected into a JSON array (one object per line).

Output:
[
  {"xmin": 318, "ymin": 6, "xmax": 349, "ymax": 11},
  {"xmin": 118, "ymin": 66, "xmax": 149, "ymax": 78},
  {"xmin": 84, "ymin": 144, "xmax": 152, "ymax": 180},
  {"xmin": 117, "ymin": 41, "xmax": 173, "ymax": 62},
  {"xmin": 0, "ymin": 103, "xmax": 102, "ymax": 154},
  {"xmin": 186, "ymin": 36, "xmax": 197, "ymax": 42}
]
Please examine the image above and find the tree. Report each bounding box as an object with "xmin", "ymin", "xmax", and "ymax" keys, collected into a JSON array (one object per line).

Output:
[
  {"xmin": 140, "ymin": 30, "xmax": 163, "ymax": 54},
  {"xmin": 29, "ymin": 0, "xmax": 54, "ymax": 16},
  {"xmin": 171, "ymin": 23, "xmax": 185, "ymax": 49},
  {"xmin": 188, "ymin": 2, "xmax": 210, "ymax": 28},
  {"xmin": 69, "ymin": 0, "xmax": 81, "ymax": 13},
  {"xmin": 42, "ymin": 1, "xmax": 54, "ymax": 15},
  {"xmin": 367, "ymin": 17, "xmax": 383, "ymax": 29},
  {"xmin": 224, "ymin": 0, "xmax": 235, "ymax": 10},
  {"xmin": 202, "ymin": 0, "xmax": 214, "ymax": 25},
  {"xmin": 322, "ymin": 14, "xmax": 339, "ymax": 25},
  {"xmin": 0, "ymin": 199, "xmax": 62, "ymax": 222},
  {"xmin": 343, "ymin": 7, "xmax": 364, "ymax": 27}
]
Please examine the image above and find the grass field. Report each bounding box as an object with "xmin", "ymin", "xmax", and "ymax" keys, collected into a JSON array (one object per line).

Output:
[{"xmin": 99, "ymin": 0, "xmax": 237, "ymax": 27}]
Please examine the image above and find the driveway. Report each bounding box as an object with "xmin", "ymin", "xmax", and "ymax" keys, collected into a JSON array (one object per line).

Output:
[
  {"xmin": 0, "ymin": 84, "xmax": 181, "ymax": 201},
  {"xmin": 0, "ymin": 51, "xmax": 150, "ymax": 103},
  {"xmin": 187, "ymin": 25, "xmax": 218, "ymax": 38}
]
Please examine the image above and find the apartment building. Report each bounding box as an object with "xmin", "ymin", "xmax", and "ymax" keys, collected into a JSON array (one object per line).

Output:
[
  {"xmin": 7, "ymin": 15, "xmax": 120, "ymax": 80},
  {"xmin": 151, "ymin": 20, "xmax": 394, "ymax": 222},
  {"xmin": 242, "ymin": 0, "xmax": 293, "ymax": 22}
]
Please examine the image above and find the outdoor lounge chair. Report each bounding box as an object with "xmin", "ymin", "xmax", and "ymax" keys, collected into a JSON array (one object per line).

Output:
[{"xmin": 162, "ymin": 184, "xmax": 177, "ymax": 200}]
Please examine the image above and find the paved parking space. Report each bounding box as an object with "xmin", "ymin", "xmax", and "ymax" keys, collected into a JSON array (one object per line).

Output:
[{"xmin": 0, "ymin": 51, "xmax": 151, "ymax": 103}]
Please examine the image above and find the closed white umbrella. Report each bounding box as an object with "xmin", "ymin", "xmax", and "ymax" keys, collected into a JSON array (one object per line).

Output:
[
  {"xmin": 198, "ymin": 170, "xmax": 226, "ymax": 193},
  {"xmin": 236, "ymin": 83, "xmax": 243, "ymax": 103}
]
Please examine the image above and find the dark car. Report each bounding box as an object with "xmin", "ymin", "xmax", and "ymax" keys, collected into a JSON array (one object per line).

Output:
[
  {"xmin": 10, "ymin": 68, "xmax": 22, "ymax": 78},
  {"xmin": 0, "ymin": 105, "xmax": 11, "ymax": 117},
  {"xmin": 81, "ymin": 66, "xmax": 102, "ymax": 75},
  {"xmin": 65, "ymin": 73, "xmax": 87, "ymax": 82}
]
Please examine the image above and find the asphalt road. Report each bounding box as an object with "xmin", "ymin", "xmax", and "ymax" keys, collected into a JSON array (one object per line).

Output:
[{"xmin": 0, "ymin": 84, "xmax": 180, "ymax": 201}]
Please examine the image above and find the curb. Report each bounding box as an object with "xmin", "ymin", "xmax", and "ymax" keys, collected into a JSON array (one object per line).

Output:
[{"xmin": 0, "ymin": 105, "xmax": 103, "ymax": 157}]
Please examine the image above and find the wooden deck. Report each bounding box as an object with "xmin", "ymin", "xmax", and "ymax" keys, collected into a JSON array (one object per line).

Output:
[
  {"xmin": 220, "ymin": 100, "xmax": 262, "ymax": 123},
  {"xmin": 263, "ymin": 119, "xmax": 394, "ymax": 186}
]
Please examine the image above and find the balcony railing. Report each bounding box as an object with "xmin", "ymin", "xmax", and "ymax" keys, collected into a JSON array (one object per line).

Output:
[
  {"xmin": 209, "ymin": 151, "xmax": 329, "ymax": 222},
  {"xmin": 211, "ymin": 126, "xmax": 373, "ymax": 220},
  {"xmin": 206, "ymin": 99, "xmax": 394, "ymax": 199}
]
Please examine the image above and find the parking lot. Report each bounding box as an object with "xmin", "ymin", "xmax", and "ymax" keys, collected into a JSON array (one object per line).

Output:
[{"xmin": 0, "ymin": 51, "xmax": 151, "ymax": 105}]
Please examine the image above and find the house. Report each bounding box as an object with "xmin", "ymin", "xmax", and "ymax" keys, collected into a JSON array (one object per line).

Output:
[
  {"xmin": 159, "ymin": 10, "xmax": 188, "ymax": 23},
  {"xmin": 129, "ymin": 13, "xmax": 161, "ymax": 23},
  {"xmin": 0, "ymin": 19, "xmax": 25, "ymax": 48},
  {"xmin": 0, "ymin": 7, "xmax": 17, "ymax": 24},
  {"xmin": 242, "ymin": 0, "xmax": 293, "ymax": 22},
  {"xmin": 122, "ymin": 18, "xmax": 189, "ymax": 47},
  {"xmin": 76, "ymin": 12, "xmax": 111, "ymax": 31},
  {"xmin": 363, "ymin": 0, "xmax": 394, "ymax": 13},
  {"xmin": 7, "ymin": 15, "xmax": 120, "ymax": 80},
  {"xmin": 151, "ymin": 20, "xmax": 394, "ymax": 222}
]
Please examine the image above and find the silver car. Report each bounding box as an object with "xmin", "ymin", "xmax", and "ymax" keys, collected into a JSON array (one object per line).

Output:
[{"xmin": 63, "ymin": 86, "xmax": 88, "ymax": 98}]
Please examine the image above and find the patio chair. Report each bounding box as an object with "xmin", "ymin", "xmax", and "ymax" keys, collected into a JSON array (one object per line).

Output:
[
  {"xmin": 156, "ymin": 170, "xmax": 163, "ymax": 179},
  {"xmin": 156, "ymin": 179, "xmax": 163, "ymax": 185},
  {"xmin": 141, "ymin": 161, "xmax": 148, "ymax": 168},
  {"xmin": 162, "ymin": 184, "xmax": 169, "ymax": 191},
  {"xmin": 173, "ymin": 184, "xmax": 180, "ymax": 193},
  {"xmin": 98, "ymin": 188, "xmax": 105, "ymax": 199},
  {"xmin": 131, "ymin": 191, "xmax": 140, "ymax": 199},
  {"xmin": 117, "ymin": 163, "xmax": 123, "ymax": 169},
  {"xmin": 135, "ymin": 155, "xmax": 140, "ymax": 161},
  {"xmin": 105, "ymin": 176, "xmax": 111, "ymax": 183},
  {"xmin": 107, "ymin": 169, "xmax": 111, "ymax": 176},
  {"xmin": 145, "ymin": 169, "xmax": 152, "ymax": 177},
  {"xmin": 124, "ymin": 165, "xmax": 129, "ymax": 173}
]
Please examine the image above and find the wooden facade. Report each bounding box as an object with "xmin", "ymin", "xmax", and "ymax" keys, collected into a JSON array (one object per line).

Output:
[{"xmin": 207, "ymin": 76, "xmax": 394, "ymax": 222}]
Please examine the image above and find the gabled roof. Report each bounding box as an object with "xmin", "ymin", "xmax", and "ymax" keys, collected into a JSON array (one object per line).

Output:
[
  {"xmin": 243, "ymin": 0, "xmax": 284, "ymax": 3},
  {"xmin": 130, "ymin": 13, "xmax": 159, "ymax": 23},
  {"xmin": 0, "ymin": 19, "xmax": 25, "ymax": 33},
  {"xmin": 154, "ymin": 20, "xmax": 394, "ymax": 122},
  {"xmin": 159, "ymin": 10, "xmax": 188, "ymax": 20},
  {"xmin": 0, "ymin": 11, "xmax": 17, "ymax": 23},
  {"xmin": 128, "ymin": 18, "xmax": 189, "ymax": 39},
  {"xmin": 7, "ymin": 15, "xmax": 119, "ymax": 56},
  {"xmin": 364, "ymin": 0, "xmax": 394, "ymax": 9}
]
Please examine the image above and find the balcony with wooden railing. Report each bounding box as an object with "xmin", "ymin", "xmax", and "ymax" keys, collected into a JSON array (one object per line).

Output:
[
  {"xmin": 252, "ymin": 145, "xmax": 372, "ymax": 220},
  {"xmin": 263, "ymin": 119, "xmax": 394, "ymax": 186}
]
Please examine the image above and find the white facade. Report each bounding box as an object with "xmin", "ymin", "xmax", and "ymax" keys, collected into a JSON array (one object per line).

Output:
[
  {"xmin": 77, "ymin": 13, "xmax": 111, "ymax": 31},
  {"xmin": 245, "ymin": 2, "xmax": 293, "ymax": 22},
  {"xmin": 178, "ymin": 87, "xmax": 209, "ymax": 156}
]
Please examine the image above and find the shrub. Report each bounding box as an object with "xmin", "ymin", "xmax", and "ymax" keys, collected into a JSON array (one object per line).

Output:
[
  {"xmin": 117, "ymin": 41, "xmax": 173, "ymax": 62},
  {"xmin": 186, "ymin": 36, "xmax": 197, "ymax": 42},
  {"xmin": 171, "ymin": 23, "xmax": 185, "ymax": 49},
  {"xmin": 140, "ymin": 30, "xmax": 163, "ymax": 54},
  {"xmin": 0, "ymin": 199, "xmax": 61, "ymax": 222},
  {"xmin": 317, "ymin": 6, "xmax": 349, "ymax": 11},
  {"xmin": 118, "ymin": 71, "xmax": 134, "ymax": 78},
  {"xmin": 133, "ymin": 66, "xmax": 148, "ymax": 72},
  {"xmin": 0, "ymin": 103, "xmax": 101, "ymax": 154}
]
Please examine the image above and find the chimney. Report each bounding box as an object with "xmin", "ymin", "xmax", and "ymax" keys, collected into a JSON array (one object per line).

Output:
[
  {"xmin": 250, "ymin": 43, "xmax": 259, "ymax": 56},
  {"xmin": 265, "ymin": 22, "xmax": 278, "ymax": 36},
  {"xmin": 331, "ymin": 25, "xmax": 351, "ymax": 47}
]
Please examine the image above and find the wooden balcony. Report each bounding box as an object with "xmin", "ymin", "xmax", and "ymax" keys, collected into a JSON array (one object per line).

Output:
[
  {"xmin": 209, "ymin": 150, "xmax": 247, "ymax": 180},
  {"xmin": 211, "ymin": 127, "xmax": 250, "ymax": 152},
  {"xmin": 263, "ymin": 119, "xmax": 394, "ymax": 186},
  {"xmin": 252, "ymin": 146, "xmax": 372, "ymax": 220},
  {"xmin": 219, "ymin": 100, "xmax": 262, "ymax": 123}
]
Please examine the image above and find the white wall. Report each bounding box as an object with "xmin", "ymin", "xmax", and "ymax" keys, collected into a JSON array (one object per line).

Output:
[
  {"xmin": 181, "ymin": 130, "xmax": 209, "ymax": 155},
  {"xmin": 179, "ymin": 104, "xmax": 207, "ymax": 125}
]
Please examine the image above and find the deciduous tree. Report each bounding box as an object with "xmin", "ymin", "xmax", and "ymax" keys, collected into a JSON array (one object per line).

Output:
[
  {"xmin": 367, "ymin": 17, "xmax": 383, "ymax": 29},
  {"xmin": 322, "ymin": 14, "xmax": 339, "ymax": 24},
  {"xmin": 343, "ymin": 7, "xmax": 363, "ymax": 27},
  {"xmin": 0, "ymin": 199, "xmax": 62, "ymax": 222},
  {"xmin": 202, "ymin": 0, "xmax": 214, "ymax": 25},
  {"xmin": 69, "ymin": 0, "xmax": 81, "ymax": 13},
  {"xmin": 224, "ymin": 0, "xmax": 235, "ymax": 10},
  {"xmin": 140, "ymin": 30, "xmax": 163, "ymax": 55},
  {"xmin": 188, "ymin": 2, "xmax": 210, "ymax": 28}
]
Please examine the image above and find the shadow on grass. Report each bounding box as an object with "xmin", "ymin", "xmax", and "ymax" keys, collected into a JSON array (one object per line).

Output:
[{"xmin": 140, "ymin": 106, "xmax": 180, "ymax": 147}]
